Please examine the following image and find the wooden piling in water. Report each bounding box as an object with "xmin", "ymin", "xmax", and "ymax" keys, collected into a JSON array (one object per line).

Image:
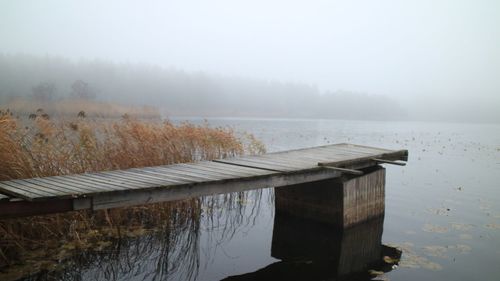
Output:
[{"xmin": 275, "ymin": 166, "xmax": 385, "ymax": 228}]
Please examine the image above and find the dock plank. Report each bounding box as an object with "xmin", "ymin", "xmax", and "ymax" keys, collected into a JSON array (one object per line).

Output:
[
  {"xmin": 177, "ymin": 163, "xmax": 266, "ymax": 178},
  {"xmin": 0, "ymin": 181, "xmax": 52, "ymax": 200},
  {"xmin": 145, "ymin": 167, "xmax": 222, "ymax": 181},
  {"xmin": 166, "ymin": 165, "xmax": 241, "ymax": 179},
  {"xmin": 22, "ymin": 178, "xmax": 85, "ymax": 197},
  {"xmin": 213, "ymin": 159, "xmax": 289, "ymax": 172},
  {"xmin": 0, "ymin": 143, "xmax": 408, "ymax": 202},
  {"xmin": 193, "ymin": 161, "xmax": 275, "ymax": 176},
  {"xmin": 49, "ymin": 175, "xmax": 127, "ymax": 193}
]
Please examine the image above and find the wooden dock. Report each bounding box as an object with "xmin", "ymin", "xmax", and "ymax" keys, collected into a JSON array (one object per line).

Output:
[{"xmin": 0, "ymin": 143, "xmax": 407, "ymax": 219}]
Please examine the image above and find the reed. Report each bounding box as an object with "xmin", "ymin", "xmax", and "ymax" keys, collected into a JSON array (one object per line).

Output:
[{"xmin": 0, "ymin": 108, "xmax": 265, "ymax": 278}]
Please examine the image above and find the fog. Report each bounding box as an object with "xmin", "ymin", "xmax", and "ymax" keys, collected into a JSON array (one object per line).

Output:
[{"xmin": 1, "ymin": 0, "xmax": 499, "ymax": 122}]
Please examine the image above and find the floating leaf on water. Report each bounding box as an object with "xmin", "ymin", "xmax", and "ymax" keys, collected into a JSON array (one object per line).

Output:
[
  {"xmin": 389, "ymin": 242, "xmax": 443, "ymax": 271},
  {"xmin": 426, "ymin": 207, "xmax": 450, "ymax": 216},
  {"xmin": 484, "ymin": 223, "xmax": 500, "ymax": 229},
  {"xmin": 422, "ymin": 246, "xmax": 448, "ymax": 258},
  {"xmin": 423, "ymin": 224, "xmax": 449, "ymax": 233},
  {"xmin": 450, "ymin": 244, "xmax": 472, "ymax": 253},
  {"xmin": 479, "ymin": 204, "xmax": 491, "ymax": 211},
  {"xmin": 422, "ymin": 261, "xmax": 443, "ymax": 271},
  {"xmin": 450, "ymin": 223, "xmax": 474, "ymax": 232}
]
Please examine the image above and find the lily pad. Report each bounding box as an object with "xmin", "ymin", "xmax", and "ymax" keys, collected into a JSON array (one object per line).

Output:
[
  {"xmin": 423, "ymin": 224, "xmax": 449, "ymax": 233},
  {"xmin": 450, "ymin": 223, "xmax": 474, "ymax": 231},
  {"xmin": 422, "ymin": 246, "xmax": 448, "ymax": 258},
  {"xmin": 484, "ymin": 223, "xmax": 500, "ymax": 229}
]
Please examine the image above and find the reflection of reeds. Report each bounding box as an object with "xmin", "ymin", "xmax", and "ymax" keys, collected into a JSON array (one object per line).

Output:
[
  {"xmin": 0, "ymin": 109, "xmax": 266, "ymax": 278},
  {"xmin": 16, "ymin": 189, "xmax": 271, "ymax": 281}
]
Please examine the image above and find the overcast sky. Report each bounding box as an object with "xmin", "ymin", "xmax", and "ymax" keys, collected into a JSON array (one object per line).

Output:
[{"xmin": 1, "ymin": 0, "xmax": 499, "ymax": 108}]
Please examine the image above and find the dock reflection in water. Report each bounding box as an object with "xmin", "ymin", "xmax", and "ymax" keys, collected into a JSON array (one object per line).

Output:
[
  {"xmin": 223, "ymin": 211, "xmax": 399, "ymax": 281},
  {"xmin": 20, "ymin": 188, "xmax": 400, "ymax": 281}
]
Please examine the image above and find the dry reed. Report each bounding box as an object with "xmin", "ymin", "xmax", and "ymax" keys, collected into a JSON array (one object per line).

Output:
[{"xmin": 0, "ymin": 108, "xmax": 265, "ymax": 278}]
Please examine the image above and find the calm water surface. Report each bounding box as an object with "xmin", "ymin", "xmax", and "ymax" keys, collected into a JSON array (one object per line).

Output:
[{"xmin": 30, "ymin": 118, "xmax": 500, "ymax": 280}]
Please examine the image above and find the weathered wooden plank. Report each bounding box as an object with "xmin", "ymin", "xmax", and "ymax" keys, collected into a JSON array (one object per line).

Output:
[
  {"xmin": 166, "ymin": 165, "xmax": 249, "ymax": 179},
  {"xmin": 7, "ymin": 180, "xmax": 61, "ymax": 197},
  {"xmin": 92, "ymin": 168, "xmax": 343, "ymax": 210},
  {"xmin": 145, "ymin": 167, "xmax": 221, "ymax": 181},
  {"xmin": 196, "ymin": 161, "xmax": 274, "ymax": 176},
  {"xmin": 308, "ymin": 147, "xmax": 370, "ymax": 159},
  {"xmin": 261, "ymin": 148, "xmax": 348, "ymax": 162},
  {"xmin": 177, "ymin": 163, "xmax": 265, "ymax": 178},
  {"xmin": 124, "ymin": 169, "xmax": 193, "ymax": 184},
  {"xmin": 213, "ymin": 159, "xmax": 291, "ymax": 172},
  {"xmin": 49, "ymin": 175, "xmax": 127, "ymax": 193},
  {"xmin": 318, "ymin": 145, "xmax": 374, "ymax": 156},
  {"xmin": 102, "ymin": 171, "xmax": 175, "ymax": 186},
  {"xmin": 158, "ymin": 165, "xmax": 231, "ymax": 180},
  {"xmin": 321, "ymin": 166, "xmax": 364, "ymax": 175},
  {"xmin": 110, "ymin": 170, "xmax": 184, "ymax": 185},
  {"xmin": 258, "ymin": 153, "xmax": 335, "ymax": 166},
  {"xmin": 238, "ymin": 156, "xmax": 319, "ymax": 170},
  {"xmin": 70, "ymin": 174, "xmax": 144, "ymax": 190},
  {"xmin": 133, "ymin": 168, "xmax": 205, "ymax": 183},
  {"xmin": 21, "ymin": 178, "xmax": 84, "ymax": 197},
  {"xmin": 336, "ymin": 143, "xmax": 393, "ymax": 153},
  {"xmin": 291, "ymin": 149, "xmax": 351, "ymax": 160},
  {"xmin": 318, "ymin": 150, "xmax": 408, "ymax": 168},
  {"xmin": 0, "ymin": 181, "xmax": 51, "ymax": 200},
  {"xmin": 234, "ymin": 156, "xmax": 313, "ymax": 169},
  {"xmin": 0, "ymin": 193, "xmax": 10, "ymax": 201},
  {"xmin": 0, "ymin": 143, "xmax": 408, "ymax": 204},
  {"xmin": 260, "ymin": 154, "xmax": 340, "ymax": 166},
  {"xmin": 24, "ymin": 178, "xmax": 98, "ymax": 195},
  {"xmin": 82, "ymin": 173, "xmax": 157, "ymax": 189}
]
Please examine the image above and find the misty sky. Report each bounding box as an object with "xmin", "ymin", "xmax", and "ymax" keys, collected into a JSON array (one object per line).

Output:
[{"xmin": 1, "ymin": 0, "xmax": 499, "ymax": 111}]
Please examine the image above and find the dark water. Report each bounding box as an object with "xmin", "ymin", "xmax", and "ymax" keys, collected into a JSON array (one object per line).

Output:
[{"xmin": 26, "ymin": 118, "xmax": 500, "ymax": 280}]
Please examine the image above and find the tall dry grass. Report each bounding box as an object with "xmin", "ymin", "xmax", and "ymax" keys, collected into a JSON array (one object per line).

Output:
[{"xmin": 0, "ymin": 108, "xmax": 265, "ymax": 278}]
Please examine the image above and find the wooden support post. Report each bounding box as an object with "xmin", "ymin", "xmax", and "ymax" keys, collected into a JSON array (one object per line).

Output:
[{"xmin": 275, "ymin": 166, "xmax": 385, "ymax": 228}]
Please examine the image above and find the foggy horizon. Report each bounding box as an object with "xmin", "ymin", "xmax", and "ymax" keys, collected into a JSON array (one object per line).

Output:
[{"xmin": 1, "ymin": 0, "xmax": 499, "ymax": 123}]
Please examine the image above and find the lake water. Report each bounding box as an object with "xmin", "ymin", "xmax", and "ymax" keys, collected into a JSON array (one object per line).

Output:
[{"xmin": 25, "ymin": 118, "xmax": 500, "ymax": 281}]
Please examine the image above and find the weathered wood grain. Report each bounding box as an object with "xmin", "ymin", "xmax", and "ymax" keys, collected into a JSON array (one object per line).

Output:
[{"xmin": 0, "ymin": 143, "xmax": 408, "ymax": 205}]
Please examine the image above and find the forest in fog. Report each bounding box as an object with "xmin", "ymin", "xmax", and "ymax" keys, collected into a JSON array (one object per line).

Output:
[{"xmin": 0, "ymin": 54, "xmax": 405, "ymax": 120}]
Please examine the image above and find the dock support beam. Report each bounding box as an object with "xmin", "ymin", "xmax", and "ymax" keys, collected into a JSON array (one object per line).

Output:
[{"xmin": 275, "ymin": 165, "xmax": 385, "ymax": 228}]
